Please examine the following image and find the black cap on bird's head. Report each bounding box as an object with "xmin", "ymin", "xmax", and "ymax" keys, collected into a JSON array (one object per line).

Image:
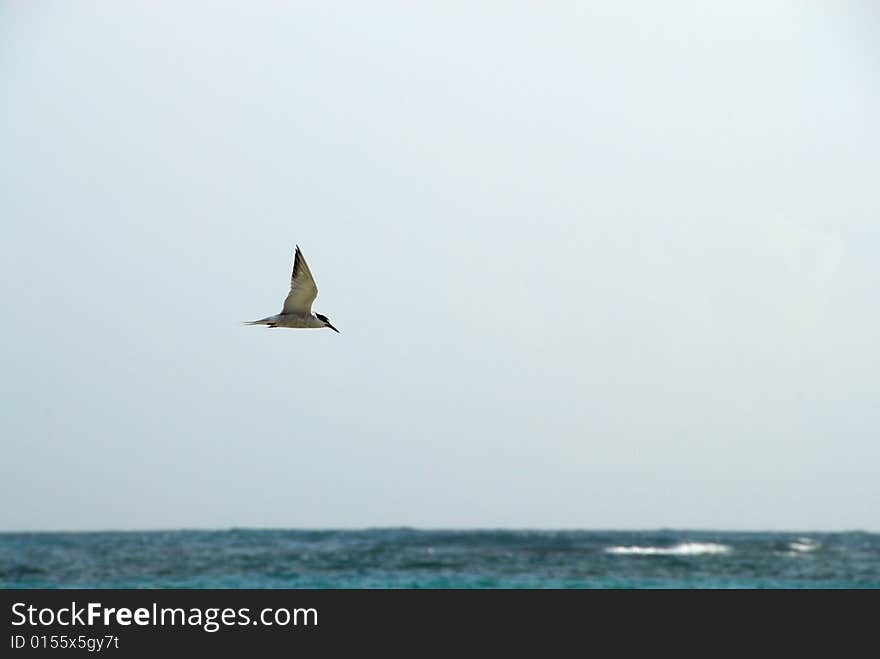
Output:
[{"xmin": 315, "ymin": 313, "xmax": 340, "ymax": 333}]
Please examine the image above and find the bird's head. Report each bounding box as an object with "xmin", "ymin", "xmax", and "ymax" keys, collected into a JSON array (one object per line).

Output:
[{"xmin": 315, "ymin": 313, "xmax": 340, "ymax": 333}]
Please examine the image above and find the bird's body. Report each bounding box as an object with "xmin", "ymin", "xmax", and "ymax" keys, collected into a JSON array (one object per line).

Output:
[
  {"xmin": 245, "ymin": 246, "xmax": 339, "ymax": 333},
  {"xmin": 244, "ymin": 314, "xmax": 325, "ymax": 329}
]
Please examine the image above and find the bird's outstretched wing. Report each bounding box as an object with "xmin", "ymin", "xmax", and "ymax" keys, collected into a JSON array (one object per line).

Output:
[{"xmin": 281, "ymin": 245, "xmax": 319, "ymax": 314}]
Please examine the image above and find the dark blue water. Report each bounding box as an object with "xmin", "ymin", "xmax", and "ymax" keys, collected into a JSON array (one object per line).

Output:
[{"xmin": 2, "ymin": 529, "xmax": 878, "ymax": 588}]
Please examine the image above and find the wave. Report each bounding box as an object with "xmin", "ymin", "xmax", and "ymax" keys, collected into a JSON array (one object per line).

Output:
[
  {"xmin": 605, "ymin": 542, "xmax": 732, "ymax": 556},
  {"xmin": 787, "ymin": 538, "xmax": 819, "ymax": 553}
]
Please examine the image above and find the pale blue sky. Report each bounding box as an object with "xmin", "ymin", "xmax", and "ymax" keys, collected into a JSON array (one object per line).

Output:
[{"xmin": 2, "ymin": 2, "xmax": 879, "ymax": 531}]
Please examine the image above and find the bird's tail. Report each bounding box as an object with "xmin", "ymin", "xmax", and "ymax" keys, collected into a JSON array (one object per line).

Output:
[{"xmin": 242, "ymin": 316, "xmax": 277, "ymax": 327}]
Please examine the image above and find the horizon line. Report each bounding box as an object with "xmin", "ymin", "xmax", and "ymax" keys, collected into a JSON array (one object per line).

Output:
[{"xmin": 1, "ymin": 525, "xmax": 877, "ymax": 535}]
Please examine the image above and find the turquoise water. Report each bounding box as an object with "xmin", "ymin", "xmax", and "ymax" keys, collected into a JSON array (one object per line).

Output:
[{"xmin": 2, "ymin": 529, "xmax": 878, "ymax": 588}]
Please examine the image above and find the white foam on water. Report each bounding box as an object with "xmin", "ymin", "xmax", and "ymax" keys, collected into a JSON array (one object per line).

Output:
[
  {"xmin": 605, "ymin": 542, "xmax": 732, "ymax": 556},
  {"xmin": 788, "ymin": 538, "xmax": 819, "ymax": 553}
]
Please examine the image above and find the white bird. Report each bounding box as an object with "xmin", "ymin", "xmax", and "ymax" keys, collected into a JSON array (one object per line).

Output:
[{"xmin": 245, "ymin": 245, "xmax": 339, "ymax": 333}]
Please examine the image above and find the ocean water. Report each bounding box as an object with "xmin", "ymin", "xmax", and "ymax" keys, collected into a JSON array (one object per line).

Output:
[{"xmin": 1, "ymin": 529, "xmax": 878, "ymax": 589}]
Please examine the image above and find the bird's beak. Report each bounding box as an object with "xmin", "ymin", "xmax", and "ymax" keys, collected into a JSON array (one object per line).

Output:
[{"xmin": 326, "ymin": 323, "xmax": 340, "ymax": 333}]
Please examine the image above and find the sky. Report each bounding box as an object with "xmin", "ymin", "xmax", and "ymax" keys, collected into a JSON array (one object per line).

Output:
[{"xmin": 2, "ymin": 2, "xmax": 879, "ymax": 532}]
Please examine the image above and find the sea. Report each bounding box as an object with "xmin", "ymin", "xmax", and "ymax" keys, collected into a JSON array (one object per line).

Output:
[{"xmin": 2, "ymin": 529, "xmax": 879, "ymax": 589}]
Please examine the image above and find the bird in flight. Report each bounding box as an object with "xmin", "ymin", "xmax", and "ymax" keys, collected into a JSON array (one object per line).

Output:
[{"xmin": 245, "ymin": 245, "xmax": 340, "ymax": 333}]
